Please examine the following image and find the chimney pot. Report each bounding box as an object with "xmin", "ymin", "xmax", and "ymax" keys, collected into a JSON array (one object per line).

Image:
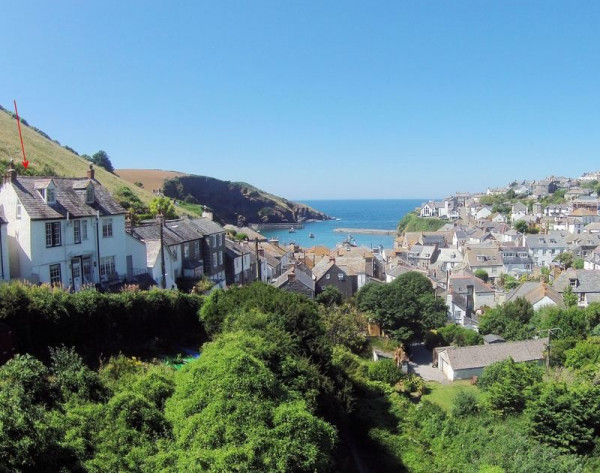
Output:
[{"xmin": 87, "ymin": 164, "xmax": 95, "ymax": 180}]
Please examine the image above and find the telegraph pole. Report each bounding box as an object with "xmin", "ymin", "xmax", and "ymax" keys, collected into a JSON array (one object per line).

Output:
[{"xmin": 537, "ymin": 327, "xmax": 563, "ymax": 373}]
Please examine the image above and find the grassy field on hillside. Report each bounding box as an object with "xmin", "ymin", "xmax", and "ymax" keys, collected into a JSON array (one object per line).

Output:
[{"xmin": 0, "ymin": 108, "xmax": 155, "ymax": 205}]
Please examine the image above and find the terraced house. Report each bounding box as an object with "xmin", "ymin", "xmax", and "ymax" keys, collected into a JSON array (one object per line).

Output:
[{"xmin": 0, "ymin": 162, "xmax": 129, "ymax": 288}]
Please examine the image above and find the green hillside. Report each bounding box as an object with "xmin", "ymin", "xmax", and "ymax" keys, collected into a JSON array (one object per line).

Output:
[{"xmin": 0, "ymin": 106, "xmax": 155, "ymax": 206}]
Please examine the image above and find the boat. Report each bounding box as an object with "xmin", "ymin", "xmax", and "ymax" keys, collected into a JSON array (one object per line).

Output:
[
  {"xmin": 288, "ymin": 227, "xmax": 296, "ymax": 233},
  {"xmin": 343, "ymin": 234, "xmax": 357, "ymax": 247},
  {"xmin": 309, "ymin": 233, "xmax": 315, "ymax": 238},
  {"xmin": 268, "ymin": 237, "xmax": 279, "ymax": 244}
]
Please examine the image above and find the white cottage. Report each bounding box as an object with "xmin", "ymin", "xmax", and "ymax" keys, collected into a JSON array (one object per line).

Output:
[{"xmin": 0, "ymin": 162, "xmax": 129, "ymax": 289}]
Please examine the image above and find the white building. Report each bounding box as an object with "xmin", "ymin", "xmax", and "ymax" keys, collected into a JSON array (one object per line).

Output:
[
  {"xmin": 0, "ymin": 214, "xmax": 9, "ymax": 280},
  {"xmin": 0, "ymin": 163, "xmax": 129, "ymax": 289},
  {"xmin": 437, "ymin": 338, "xmax": 548, "ymax": 381}
]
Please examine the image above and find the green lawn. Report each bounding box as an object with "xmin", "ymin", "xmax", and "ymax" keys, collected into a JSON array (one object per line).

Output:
[{"xmin": 422, "ymin": 380, "xmax": 481, "ymax": 412}]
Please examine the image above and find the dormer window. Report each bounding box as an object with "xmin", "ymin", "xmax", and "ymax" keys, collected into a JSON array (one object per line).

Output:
[
  {"xmin": 569, "ymin": 278, "xmax": 577, "ymax": 288},
  {"xmin": 86, "ymin": 184, "xmax": 94, "ymax": 204},
  {"xmin": 35, "ymin": 180, "xmax": 56, "ymax": 204}
]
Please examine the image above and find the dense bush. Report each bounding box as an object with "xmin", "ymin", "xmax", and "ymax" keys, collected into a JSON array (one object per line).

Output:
[
  {"xmin": 0, "ymin": 283, "xmax": 205, "ymax": 361},
  {"xmin": 367, "ymin": 359, "xmax": 402, "ymax": 385}
]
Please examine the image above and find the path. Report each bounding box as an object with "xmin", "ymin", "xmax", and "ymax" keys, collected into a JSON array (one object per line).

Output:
[{"xmin": 408, "ymin": 342, "xmax": 450, "ymax": 384}]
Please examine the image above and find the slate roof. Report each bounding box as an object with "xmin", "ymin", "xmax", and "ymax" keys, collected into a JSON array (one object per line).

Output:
[
  {"xmin": 312, "ymin": 259, "xmax": 336, "ymax": 280},
  {"xmin": 189, "ymin": 217, "xmax": 224, "ymax": 235},
  {"xmin": 499, "ymin": 246, "xmax": 534, "ymax": 265},
  {"xmin": 506, "ymin": 282, "xmax": 564, "ymax": 308},
  {"xmin": 12, "ymin": 176, "xmax": 126, "ymax": 220},
  {"xmin": 525, "ymin": 232, "xmax": 567, "ymax": 250},
  {"xmin": 441, "ymin": 338, "xmax": 548, "ymax": 371},
  {"xmin": 385, "ymin": 264, "xmax": 416, "ymax": 279},
  {"xmin": 130, "ymin": 218, "xmax": 224, "ymax": 247},
  {"xmin": 464, "ymin": 247, "xmax": 502, "ymax": 267},
  {"xmin": 450, "ymin": 274, "xmax": 495, "ymax": 294},
  {"xmin": 554, "ymin": 269, "xmax": 600, "ymax": 294}
]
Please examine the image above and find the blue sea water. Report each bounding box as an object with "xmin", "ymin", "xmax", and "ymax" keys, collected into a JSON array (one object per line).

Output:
[{"xmin": 260, "ymin": 199, "xmax": 425, "ymax": 249}]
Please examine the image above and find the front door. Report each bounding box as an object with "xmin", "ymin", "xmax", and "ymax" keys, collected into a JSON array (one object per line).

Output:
[
  {"xmin": 82, "ymin": 257, "xmax": 92, "ymax": 284},
  {"xmin": 72, "ymin": 258, "xmax": 82, "ymax": 291}
]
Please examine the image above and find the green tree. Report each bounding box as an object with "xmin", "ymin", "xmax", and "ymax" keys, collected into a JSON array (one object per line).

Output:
[
  {"xmin": 322, "ymin": 305, "xmax": 368, "ymax": 354},
  {"xmin": 165, "ymin": 332, "xmax": 337, "ymax": 472},
  {"xmin": 478, "ymin": 358, "xmax": 543, "ymax": 415},
  {"xmin": 514, "ymin": 220, "xmax": 528, "ymax": 233},
  {"xmin": 555, "ymin": 252, "xmax": 574, "ymax": 269},
  {"xmin": 527, "ymin": 382, "xmax": 600, "ymax": 454},
  {"xmin": 356, "ymin": 272, "xmax": 447, "ymax": 344},
  {"xmin": 474, "ymin": 269, "xmax": 489, "ymax": 282},
  {"xmin": 436, "ymin": 324, "xmax": 483, "ymax": 347},
  {"xmin": 149, "ymin": 196, "xmax": 177, "ymax": 219},
  {"xmin": 478, "ymin": 298, "xmax": 535, "ymax": 340},
  {"xmin": 316, "ymin": 286, "xmax": 343, "ymax": 307},
  {"xmin": 562, "ymin": 285, "xmax": 578, "ymax": 308},
  {"xmin": 451, "ymin": 390, "xmax": 480, "ymax": 417},
  {"xmin": 90, "ymin": 150, "xmax": 114, "ymax": 173}
]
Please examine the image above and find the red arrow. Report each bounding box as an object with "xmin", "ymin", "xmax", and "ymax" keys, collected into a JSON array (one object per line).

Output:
[{"xmin": 13, "ymin": 100, "xmax": 29, "ymax": 169}]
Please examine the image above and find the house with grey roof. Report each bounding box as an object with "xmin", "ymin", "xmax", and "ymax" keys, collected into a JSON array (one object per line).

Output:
[
  {"xmin": 554, "ymin": 269, "xmax": 600, "ymax": 308},
  {"xmin": 407, "ymin": 244, "xmax": 439, "ymax": 270},
  {"xmin": 499, "ymin": 246, "xmax": 533, "ymax": 277},
  {"xmin": 0, "ymin": 162, "xmax": 137, "ymax": 289},
  {"xmin": 505, "ymin": 282, "xmax": 564, "ymax": 310},
  {"xmin": 463, "ymin": 246, "xmax": 503, "ymax": 281},
  {"xmin": 128, "ymin": 217, "xmax": 227, "ymax": 289},
  {"xmin": 312, "ymin": 257, "xmax": 353, "ymax": 299},
  {"xmin": 437, "ymin": 338, "xmax": 548, "ymax": 381},
  {"xmin": 224, "ymin": 239, "xmax": 254, "ymax": 286},
  {"xmin": 446, "ymin": 273, "xmax": 496, "ymax": 326},
  {"xmin": 525, "ymin": 232, "xmax": 567, "ymax": 267},
  {"xmin": 273, "ymin": 262, "xmax": 315, "ymax": 299}
]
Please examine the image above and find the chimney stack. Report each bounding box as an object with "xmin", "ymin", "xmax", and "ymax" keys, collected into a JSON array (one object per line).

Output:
[
  {"xmin": 4, "ymin": 159, "xmax": 16, "ymax": 184},
  {"xmin": 87, "ymin": 164, "xmax": 95, "ymax": 180}
]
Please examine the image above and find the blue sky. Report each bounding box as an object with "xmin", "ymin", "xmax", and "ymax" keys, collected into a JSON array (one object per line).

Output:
[{"xmin": 1, "ymin": 1, "xmax": 599, "ymax": 199}]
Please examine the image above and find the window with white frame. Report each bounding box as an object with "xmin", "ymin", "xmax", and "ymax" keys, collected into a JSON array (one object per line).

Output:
[
  {"xmin": 184, "ymin": 243, "xmax": 190, "ymax": 258},
  {"xmin": 218, "ymin": 251, "xmax": 223, "ymax": 265},
  {"xmin": 194, "ymin": 240, "xmax": 200, "ymax": 255},
  {"xmin": 45, "ymin": 222, "xmax": 61, "ymax": 247},
  {"xmin": 16, "ymin": 203, "xmax": 22, "ymax": 220},
  {"xmin": 73, "ymin": 220, "xmax": 81, "ymax": 244},
  {"xmin": 99, "ymin": 256, "xmax": 116, "ymax": 277},
  {"xmin": 212, "ymin": 253, "xmax": 217, "ymax": 268},
  {"xmin": 81, "ymin": 220, "xmax": 88, "ymax": 240},
  {"xmin": 49, "ymin": 264, "xmax": 61, "ymax": 285},
  {"xmin": 102, "ymin": 218, "xmax": 113, "ymax": 238}
]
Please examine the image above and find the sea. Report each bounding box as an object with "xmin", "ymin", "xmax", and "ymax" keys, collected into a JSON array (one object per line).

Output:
[{"xmin": 260, "ymin": 199, "xmax": 426, "ymax": 249}]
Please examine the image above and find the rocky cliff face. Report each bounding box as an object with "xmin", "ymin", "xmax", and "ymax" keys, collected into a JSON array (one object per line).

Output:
[{"xmin": 163, "ymin": 175, "xmax": 330, "ymax": 225}]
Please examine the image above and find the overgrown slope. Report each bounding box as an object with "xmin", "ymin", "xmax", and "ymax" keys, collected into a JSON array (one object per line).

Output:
[{"xmin": 0, "ymin": 106, "xmax": 155, "ymax": 205}]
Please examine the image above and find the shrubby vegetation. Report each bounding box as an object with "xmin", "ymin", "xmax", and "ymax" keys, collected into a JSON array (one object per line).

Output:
[
  {"xmin": 5, "ymin": 276, "xmax": 600, "ymax": 471},
  {"xmin": 397, "ymin": 213, "xmax": 446, "ymax": 233}
]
